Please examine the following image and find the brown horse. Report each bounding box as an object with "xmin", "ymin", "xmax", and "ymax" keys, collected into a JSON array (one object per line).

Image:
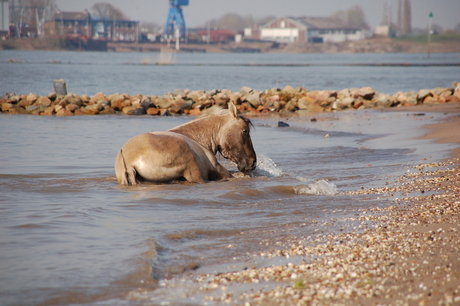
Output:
[{"xmin": 115, "ymin": 102, "xmax": 256, "ymax": 185}]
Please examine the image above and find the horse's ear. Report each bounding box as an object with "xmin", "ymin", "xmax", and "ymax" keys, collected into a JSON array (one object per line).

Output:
[{"xmin": 228, "ymin": 102, "xmax": 238, "ymax": 118}]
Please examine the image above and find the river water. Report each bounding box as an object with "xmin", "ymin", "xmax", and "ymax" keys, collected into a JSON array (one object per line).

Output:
[{"xmin": 0, "ymin": 50, "xmax": 459, "ymax": 306}]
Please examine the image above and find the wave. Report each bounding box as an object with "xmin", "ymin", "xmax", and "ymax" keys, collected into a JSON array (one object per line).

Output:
[{"xmin": 294, "ymin": 178, "xmax": 338, "ymax": 196}]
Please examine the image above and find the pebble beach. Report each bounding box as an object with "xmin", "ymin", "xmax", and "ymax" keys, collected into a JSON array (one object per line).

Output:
[{"xmin": 126, "ymin": 103, "xmax": 460, "ymax": 306}]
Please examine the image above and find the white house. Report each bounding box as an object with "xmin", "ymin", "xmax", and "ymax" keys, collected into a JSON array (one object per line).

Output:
[{"xmin": 246, "ymin": 16, "xmax": 367, "ymax": 43}]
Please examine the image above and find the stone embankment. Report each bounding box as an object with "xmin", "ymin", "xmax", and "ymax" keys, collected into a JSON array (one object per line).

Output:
[{"xmin": 1, "ymin": 82, "xmax": 460, "ymax": 116}]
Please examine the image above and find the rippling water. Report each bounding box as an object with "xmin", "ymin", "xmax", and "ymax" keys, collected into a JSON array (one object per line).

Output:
[
  {"xmin": 0, "ymin": 110, "xmax": 455, "ymax": 306},
  {"xmin": 0, "ymin": 51, "xmax": 459, "ymax": 306},
  {"xmin": 1, "ymin": 51, "xmax": 459, "ymax": 96}
]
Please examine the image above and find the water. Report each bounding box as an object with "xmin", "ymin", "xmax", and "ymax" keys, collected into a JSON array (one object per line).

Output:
[
  {"xmin": 0, "ymin": 51, "xmax": 459, "ymax": 306},
  {"xmin": 1, "ymin": 51, "xmax": 459, "ymax": 96}
]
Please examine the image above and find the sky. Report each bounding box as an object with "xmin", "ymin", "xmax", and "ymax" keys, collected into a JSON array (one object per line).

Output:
[{"xmin": 55, "ymin": 0, "xmax": 460, "ymax": 31}]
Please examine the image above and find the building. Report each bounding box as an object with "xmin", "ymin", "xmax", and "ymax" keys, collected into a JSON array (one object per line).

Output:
[
  {"xmin": 245, "ymin": 16, "xmax": 367, "ymax": 44},
  {"xmin": 0, "ymin": 0, "xmax": 8, "ymax": 38},
  {"xmin": 45, "ymin": 11, "xmax": 139, "ymax": 42}
]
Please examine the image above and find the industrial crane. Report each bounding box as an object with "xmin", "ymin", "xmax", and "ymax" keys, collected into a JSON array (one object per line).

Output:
[{"xmin": 164, "ymin": 0, "xmax": 188, "ymax": 40}]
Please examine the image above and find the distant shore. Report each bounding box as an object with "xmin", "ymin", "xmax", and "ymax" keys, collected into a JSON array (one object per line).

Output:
[{"xmin": 1, "ymin": 37, "xmax": 460, "ymax": 54}]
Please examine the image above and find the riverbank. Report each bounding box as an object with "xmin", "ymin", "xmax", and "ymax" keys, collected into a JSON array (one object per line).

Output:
[
  {"xmin": 2, "ymin": 37, "xmax": 460, "ymax": 54},
  {"xmin": 1, "ymin": 82, "xmax": 460, "ymax": 116},
  {"xmin": 128, "ymin": 103, "xmax": 460, "ymax": 305}
]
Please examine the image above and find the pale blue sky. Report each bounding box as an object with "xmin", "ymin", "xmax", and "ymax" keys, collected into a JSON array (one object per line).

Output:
[{"xmin": 55, "ymin": 0, "xmax": 459, "ymax": 30}]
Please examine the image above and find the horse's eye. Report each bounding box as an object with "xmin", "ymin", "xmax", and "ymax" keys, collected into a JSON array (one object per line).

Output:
[{"xmin": 243, "ymin": 129, "xmax": 249, "ymax": 136}]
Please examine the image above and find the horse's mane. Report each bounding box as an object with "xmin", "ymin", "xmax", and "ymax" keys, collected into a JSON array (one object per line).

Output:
[{"xmin": 172, "ymin": 106, "xmax": 253, "ymax": 132}]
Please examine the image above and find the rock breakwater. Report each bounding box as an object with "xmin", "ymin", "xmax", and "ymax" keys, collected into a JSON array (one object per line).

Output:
[{"xmin": 2, "ymin": 82, "xmax": 460, "ymax": 116}]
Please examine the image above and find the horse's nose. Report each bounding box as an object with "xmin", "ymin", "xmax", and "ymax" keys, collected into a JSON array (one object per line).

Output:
[{"xmin": 240, "ymin": 157, "xmax": 256, "ymax": 173}]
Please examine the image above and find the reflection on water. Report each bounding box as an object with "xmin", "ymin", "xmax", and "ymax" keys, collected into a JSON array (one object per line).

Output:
[{"xmin": 0, "ymin": 108, "xmax": 455, "ymax": 305}]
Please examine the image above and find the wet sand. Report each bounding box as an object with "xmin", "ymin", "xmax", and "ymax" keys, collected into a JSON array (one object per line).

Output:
[{"xmin": 129, "ymin": 103, "xmax": 460, "ymax": 305}]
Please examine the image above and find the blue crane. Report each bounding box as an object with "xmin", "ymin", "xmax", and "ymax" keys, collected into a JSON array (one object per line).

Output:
[{"xmin": 164, "ymin": 0, "xmax": 188, "ymax": 40}]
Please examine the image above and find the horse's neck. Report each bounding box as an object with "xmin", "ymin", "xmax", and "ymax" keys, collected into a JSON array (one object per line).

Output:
[{"xmin": 169, "ymin": 116, "xmax": 223, "ymax": 154}]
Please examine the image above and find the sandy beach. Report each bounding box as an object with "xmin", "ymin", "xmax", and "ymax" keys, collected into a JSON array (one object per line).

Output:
[{"xmin": 129, "ymin": 102, "xmax": 460, "ymax": 305}]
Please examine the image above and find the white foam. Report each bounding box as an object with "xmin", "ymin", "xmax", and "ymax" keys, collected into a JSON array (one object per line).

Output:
[
  {"xmin": 252, "ymin": 154, "xmax": 283, "ymax": 177},
  {"xmin": 295, "ymin": 179, "xmax": 338, "ymax": 196}
]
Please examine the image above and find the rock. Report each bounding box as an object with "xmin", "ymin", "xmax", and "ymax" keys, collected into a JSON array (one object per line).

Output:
[
  {"xmin": 65, "ymin": 94, "xmax": 83, "ymax": 106},
  {"xmin": 337, "ymin": 88, "xmax": 351, "ymax": 99},
  {"xmin": 278, "ymin": 121, "xmax": 290, "ymax": 127},
  {"xmin": 374, "ymin": 93, "xmax": 392, "ymax": 108},
  {"xmin": 417, "ymin": 89, "xmax": 432, "ymax": 101},
  {"xmin": 86, "ymin": 103, "xmax": 104, "ymax": 112},
  {"xmin": 282, "ymin": 85, "xmax": 296, "ymax": 93},
  {"xmin": 423, "ymin": 96, "xmax": 439, "ymax": 104},
  {"xmin": 35, "ymin": 96, "xmax": 52, "ymax": 107},
  {"xmin": 141, "ymin": 98, "xmax": 155, "ymax": 110},
  {"xmin": 17, "ymin": 99, "xmax": 31, "ymax": 108},
  {"xmin": 41, "ymin": 107, "xmax": 55, "ymax": 115},
  {"xmin": 56, "ymin": 108, "xmax": 74, "ymax": 116},
  {"xmin": 155, "ymin": 97, "xmax": 172, "ymax": 109},
  {"xmin": 47, "ymin": 92, "xmax": 57, "ymax": 101},
  {"xmin": 352, "ymin": 87, "xmax": 375, "ymax": 100},
  {"xmin": 26, "ymin": 93, "xmax": 39, "ymax": 103},
  {"xmin": 1, "ymin": 102, "xmax": 13, "ymax": 112},
  {"xmin": 131, "ymin": 107, "xmax": 146, "ymax": 116},
  {"xmin": 65, "ymin": 104, "xmax": 79, "ymax": 112},
  {"xmin": 147, "ymin": 108, "xmax": 160, "ymax": 115},
  {"xmin": 298, "ymin": 98, "xmax": 311, "ymax": 110},
  {"xmin": 26, "ymin": 104, "xmax": 48, "ymax": 113},
  {"xmin": 246, "ymin": 91, "xmax": 261, "ymax": 108},
  {"xmin": 2, "ymin": 92, "xmax": 15, "ymax": 100},
  {"xmin": 99, "ymin": 107, "xmax": 115, "ymax": 115},
  {"xmin": 284, "ymin": 101, "xmax": 297, "ymax": 112},
  {"xmin": 8, "ymin": 106, "xmax": 29, "ymax": 115},
  {"xmin": 188, "ymin": 108, "xmax": 202, "ymax": 116},
  {"xmin": 122, "ymin": 106, "xmax": 136, "ymax": 114},
  {"xmin": 239, "ymin": 86, "xmax": 253, "ymax": 95}
]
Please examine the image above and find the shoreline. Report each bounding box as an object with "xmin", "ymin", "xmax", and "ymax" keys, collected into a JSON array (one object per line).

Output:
[{"xmin": 129, "ymin": 104, "xmax": 460, "ymax": 305}]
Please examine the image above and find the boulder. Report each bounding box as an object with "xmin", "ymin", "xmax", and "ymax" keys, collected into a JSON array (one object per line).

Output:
[
  {"xmin": 246, "ymin": 91, "xmax": 261, "ymax": 108},
  {"xmin": 131, "ymin": 107, "xmax": 146, "ymax": 116},
  {"xmin": 417, "ymin": 89, "xmax": 432, "ymax": 102},
  {"xmin": 98, "ymin": 107, "xmax": 115, "ymax": 115},
  {"xmin": 122, "ymin": 105, "xmax": 136, "ymax": 114},
  {"xmin": 56, "ymin": 108, "xmax": 74, "ymax": 116},
  {"xmin": 374, "ymin": 93, "xmax": 392, "ymax": 108},
  {"xmin": 9, "ymin": 106, "xmax": 29, "ymax": 115},
  {"xmin": 147, "ymin": 108, "xmax": 160, "ymax": 115},
  {"xmin": 17, "ymin": 99, "xmax": 31, "ymax": 108},
  {"xmin": 282, "ymin": 85, "xmax": 296, "ymax": 93},
  {"xmin": 352, "ymin": 87, "xmax": 375, "ymax": 100},
  {"xmin": 65, "ymin": 104, "xmax": 79, "ymax": 112},
  {"xmin": 26, "ymin": 93, "xmax": 39, "ymax": 103},
  {"xmin": 65, "ymin": 94, "xmax": 83, "ymax": 106},
  {"xmin": 239, "ymin": 86, "xmax": 253, "ymax": 95},
  {"xmin": 154, "ymin": 97, "xmax": 172, "ymax": 109},
  {"xmin": 1, "ymin": 102, "xmax": 13, "ymax": 112},
  {"xmin": 47, "ymin": 92, "xmax": 57, "ymax": 101},
  {"xmin": 35, "ymin": 96, "xmax": 52, "ymax": 107}
]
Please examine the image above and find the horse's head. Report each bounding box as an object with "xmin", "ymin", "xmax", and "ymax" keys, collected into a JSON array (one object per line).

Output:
[{"xmin": 217, "ymin": 103, "xmax": 257, "ymax": 173}]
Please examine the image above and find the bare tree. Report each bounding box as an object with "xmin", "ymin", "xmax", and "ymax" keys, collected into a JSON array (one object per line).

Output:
[
  {"xmin": 10, "ymin": 0, "xmax": 57, "ymax": 36},
  {"xmin": 91, "ymin": 2, "xmax": 127, "ymax": 20},
  {"xmin": 332, "ymin": 5, "xmax": 369, "ymax": 29}
]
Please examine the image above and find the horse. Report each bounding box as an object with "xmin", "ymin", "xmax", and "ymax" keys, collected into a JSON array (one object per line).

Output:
[{"xmin": 115, "ymin": 102, "xmax": 256, "ymax": 185}]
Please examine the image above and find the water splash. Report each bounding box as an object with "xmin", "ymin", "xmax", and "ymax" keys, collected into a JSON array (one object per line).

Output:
[
  {"xmin": 294, "ymin": 179, "xmax": 338, "ymax": 196},
  {"xmin": 252, "ymin": 154, "xmax": 283, "ymax": 177}
]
